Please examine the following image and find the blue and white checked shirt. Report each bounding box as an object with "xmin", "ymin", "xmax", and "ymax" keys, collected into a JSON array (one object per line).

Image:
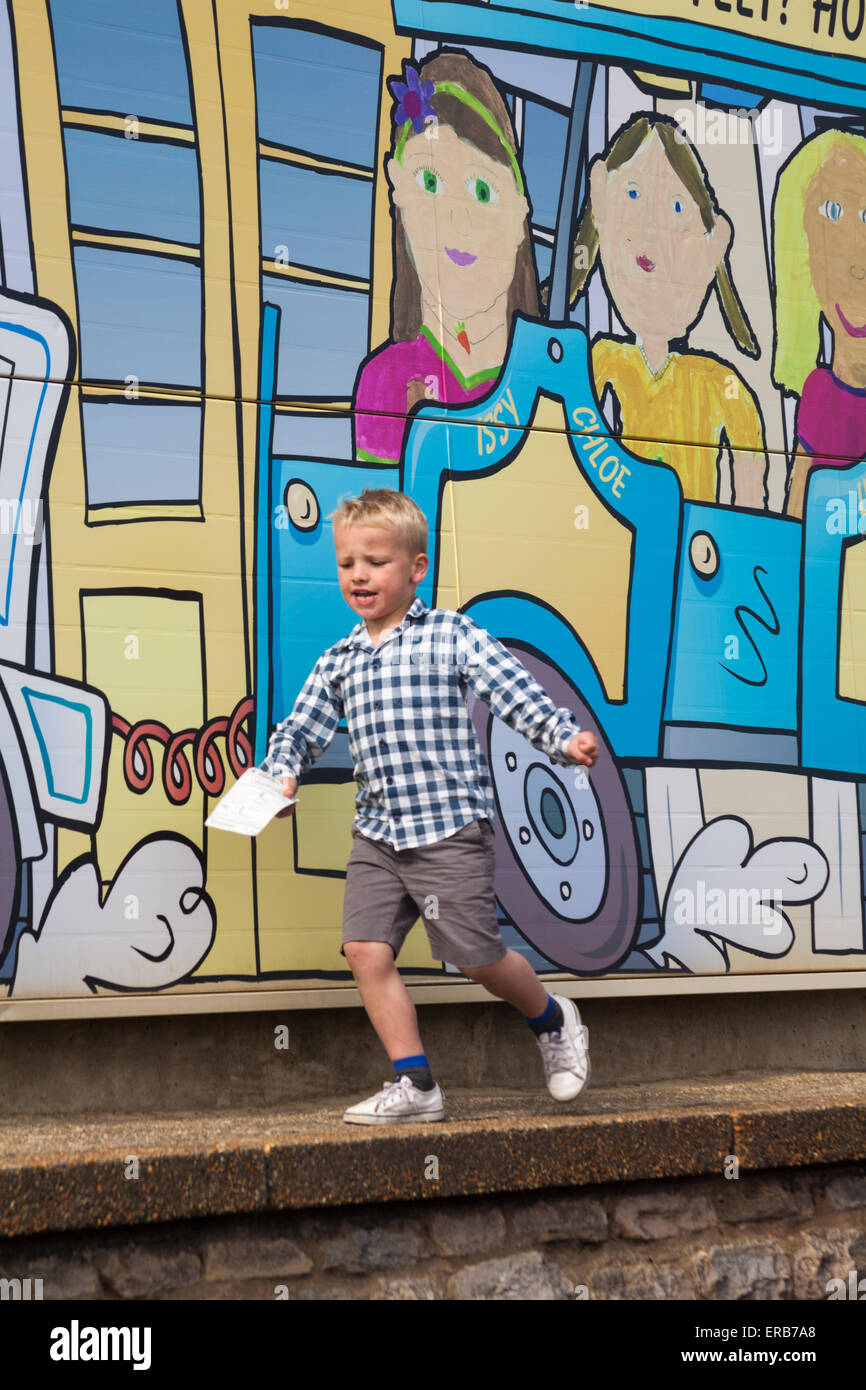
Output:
[{"xmin": 260, "ymin": 596, "xmax": 583, "ymax": 849}]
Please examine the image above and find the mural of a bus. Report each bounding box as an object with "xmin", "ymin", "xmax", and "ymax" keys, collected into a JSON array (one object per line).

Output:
[{"xmin": 1, "ymin": 0, "xmax": 865, "ymax": 1005}]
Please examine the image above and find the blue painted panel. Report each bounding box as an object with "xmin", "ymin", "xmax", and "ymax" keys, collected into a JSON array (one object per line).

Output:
[
  {"xmin": 48, "ymin": 0, "xmax": 192, "ymax": 124},
  {"xmin": 259, "ymin": 161, "xmax": 372, "ymax": 279},
  {"xmin": 699, "ymin": 82, "xmax": 763, "ymax": 109},
  {"xmin": 74, "ymin": 246, "xmax": 201, "ymax": 387},
  {"xmin": 521, "ymin": 99, "xmax": 568, "ymax": 229},
  {"xmin": 666, "ymin": 505, "xmax": 800, "ymax": 730},
  {"xmin": 393, "ymin": 1, "xmax": 866, "ymax": 110},
  {"xmin": 64, "ymin": 129, "xmax": 200, "ymax": 244},
  {"xmin": 801, "ymin": 459, "xmax": 866, "ymax": 775},
  {"xmin": 268, "ymin": 457, "xmax": 399, "ymax": 734},
  {"xmin": 252, "ymin": 23, "xmax": 381, "ymax": 169},
  {"xmin": 532, "ymin": 238, "xmax": 551, "ymax": 287},
  {"xmin": 82, "ymin": 400, "xmax": 201, "ymax": 505},
  {"xmin": 262, "ymin": 275, "xmax": 368, "ymax": 399},
  {"xmin": 272, "ymin": 414, "xmax": 353, "ymax": 461}
]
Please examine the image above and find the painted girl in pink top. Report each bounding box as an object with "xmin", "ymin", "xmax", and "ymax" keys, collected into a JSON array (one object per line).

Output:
[
  {"xmin": 353, "ymin": 50, "xmax": 538, "ymax": 463},
  {"xmin": 772, "ymin": 128, "xmax": 866, "ymax": 518}
]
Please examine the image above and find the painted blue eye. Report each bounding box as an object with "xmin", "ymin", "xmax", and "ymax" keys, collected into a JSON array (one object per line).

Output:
[
  {"xmin": 674, "ymin": 199, "xmax": 683, "ymax": 213},
  {"xmin": 819, "ymin": 199, "xmax": 844, "ymax": 222},
  {"xmin": 627, "ymin": 188, "xmax": 639, "ymax": 199}
]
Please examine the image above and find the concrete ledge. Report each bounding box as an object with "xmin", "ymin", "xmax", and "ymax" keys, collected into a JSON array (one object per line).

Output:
[
  {"xmin": 2, "ymin": 992, "xmax": 865, "ymax": 1118},
  {"xmin": 1, "ymin": 1070, "xmax": 865, "ymax": 1239}
]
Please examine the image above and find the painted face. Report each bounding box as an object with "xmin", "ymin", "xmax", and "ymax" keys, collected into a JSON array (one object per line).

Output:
[
  {"xmin": 334, "ymin": 521, "xmax": 427, "ymax": 629},
  {"xmin": 803, "ymin": 145, "xmax": 866, "ymax": 349},
  {"xmin": 387, "ymin": 123, "xmax": 528, "ymax": 323},
  {"xmin": 590, "ymin": 130, "xmax": 729, "ymax": 349}
]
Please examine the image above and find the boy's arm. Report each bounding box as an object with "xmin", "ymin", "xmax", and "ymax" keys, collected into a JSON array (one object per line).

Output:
[
  {"xmin": 258, "ymin": 655, "xmax": 344, "ymax": 782},
  {"xmin": 456, "ymin": 618, "xmax": 583, "ymax": 763}
]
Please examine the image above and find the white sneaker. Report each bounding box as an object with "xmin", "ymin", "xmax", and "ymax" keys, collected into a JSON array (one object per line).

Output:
[
  {"xmin": 536, "ymin": 995, "xmax": 591, "ymax": 1101},
  {"xmin": 342, "ymin": 1075, "xmax": 446, "ymax": 1125}
]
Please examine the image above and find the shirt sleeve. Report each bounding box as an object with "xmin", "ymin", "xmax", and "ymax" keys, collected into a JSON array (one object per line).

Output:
[
  {"xmin": 456, "ymin": 617, "xmax": 582, "ymax": 763},
  {"xmin": 258, "ymin": 655, "xmax": 344, "ymax": 781},
  {"xmin": 353, "ymin": 344, "xmax": 411, "ymax": 462}
]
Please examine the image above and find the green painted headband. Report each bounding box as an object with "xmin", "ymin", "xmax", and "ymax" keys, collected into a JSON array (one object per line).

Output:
[{"xmin": 394, "ymin": 80, "xmax": 525, "ymax": 197}]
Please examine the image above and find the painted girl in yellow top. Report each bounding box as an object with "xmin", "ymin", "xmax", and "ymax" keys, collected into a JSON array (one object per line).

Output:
[{"xmin": 567, "ymin": 114, "xmax": 767, "ymax": 508}]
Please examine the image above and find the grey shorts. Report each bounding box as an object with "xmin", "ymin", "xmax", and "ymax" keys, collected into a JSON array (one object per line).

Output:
[{"xmin": 341, "ymin": 818, "xmax": 508, "ymax": 970}]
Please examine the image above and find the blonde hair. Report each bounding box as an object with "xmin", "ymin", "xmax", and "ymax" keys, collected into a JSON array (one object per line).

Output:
[
  {"xmin": 772, "ymin": 127, "xmax": 866, "ymax": 395},
  {"xmin": 328, "ymin": 487, "xmax": 428, "ymax": 558}
]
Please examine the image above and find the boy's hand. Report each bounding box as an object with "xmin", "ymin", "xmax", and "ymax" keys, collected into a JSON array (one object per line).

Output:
[
  {"xmin": 275, "ymin": 774, "xmax": 298, "ymax": 818},
  {"xmin": 566, "ymin": 731, "xmax": 598, "ymax": 768}
]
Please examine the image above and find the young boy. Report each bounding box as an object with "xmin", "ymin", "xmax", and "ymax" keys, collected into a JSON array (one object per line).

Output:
[{"xmin": 259, "ymin": 488, "xmax": 599, "ymax": 1124}]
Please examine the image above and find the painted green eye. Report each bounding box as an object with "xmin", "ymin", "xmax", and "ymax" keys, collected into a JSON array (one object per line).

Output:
[
  {"xmin": 819, "ymin": 199, "xmax": 844, "ymax": 222},
  {"xmin": 416, "ymin": 168, "xmax": 441, "ymax": 194},
  {"xmin": 467, "ymin": 177, "xmax": 497, "ymax": 204}
]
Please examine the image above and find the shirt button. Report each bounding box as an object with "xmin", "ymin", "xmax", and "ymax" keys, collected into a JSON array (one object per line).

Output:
[
  {"xmin": 379, "ymin": 739, "xmax": 387, "ymax": 748},
  {"xmin": 387, "ymin": 777, "xmax": 393, "ymax": 785}
]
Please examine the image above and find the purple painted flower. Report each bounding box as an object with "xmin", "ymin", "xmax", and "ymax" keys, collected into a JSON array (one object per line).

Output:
[{"xmin": 389, "ymin": 62, "xmax": 436, "ymax": 135}]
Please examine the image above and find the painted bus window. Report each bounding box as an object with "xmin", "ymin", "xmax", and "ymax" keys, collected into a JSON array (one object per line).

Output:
[{"xmin": 49, "ymin": 0, "xmax": 204, "ymax": 510}]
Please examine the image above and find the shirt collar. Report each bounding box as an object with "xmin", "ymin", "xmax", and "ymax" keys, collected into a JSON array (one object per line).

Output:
[{"xmin": 336, "ymin": 595, "xmax": 429, "ymax": 651}]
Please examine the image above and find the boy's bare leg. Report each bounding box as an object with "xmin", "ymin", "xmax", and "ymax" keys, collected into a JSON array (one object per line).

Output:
[
  {"xmin": 344, "ymin": 940, "xmax": 425, "ymax": 1060},
  {"xmin": 462, "ymin": 947, "xmax": 551, "ymax": 1017}
]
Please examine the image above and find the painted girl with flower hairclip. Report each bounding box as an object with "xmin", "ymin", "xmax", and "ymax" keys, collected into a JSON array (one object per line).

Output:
[{"xmin": 353, "ymin": 49, "xmax": 538, "ymax": 464}]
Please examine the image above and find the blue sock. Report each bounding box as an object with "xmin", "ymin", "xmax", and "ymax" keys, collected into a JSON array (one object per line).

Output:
[
  {"xmin": 393, "ymin": 1052, "xmax": 435, "ymax": 1092},
  {"xmin": 525, "ymin": 995, "xmax": 564, "ymax": 1036}
]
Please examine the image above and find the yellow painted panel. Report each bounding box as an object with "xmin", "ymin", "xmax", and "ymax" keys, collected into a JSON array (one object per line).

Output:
[
  {"xmin": 295, "ymin": 782, "xmax": 357, "ymax": 873},
  {"xmin": 438, "ymin": 395, "xmax": 631, "ymax": 701},
  {"xmin": 839, "ymin": 536, "xmax": 866, "ymax": 704},
  {"xmin": 82, "ymin": 593, "xmax": 204, "ymax": 880}
]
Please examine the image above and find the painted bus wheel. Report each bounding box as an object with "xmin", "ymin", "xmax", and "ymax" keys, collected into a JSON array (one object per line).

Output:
[{"xmin": 470, "ymin": 646, "xmax": 641, "ymax": 973}]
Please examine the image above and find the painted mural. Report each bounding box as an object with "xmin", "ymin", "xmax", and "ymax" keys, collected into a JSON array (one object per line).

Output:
[{"xmin": 0, "ymin": 0, "xmax": 865, "ymax": 1007}]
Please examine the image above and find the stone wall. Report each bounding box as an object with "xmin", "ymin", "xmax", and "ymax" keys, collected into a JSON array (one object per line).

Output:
[{"xmin": 2, "ymin": 1161, "xmax": 865, "ymax": 1300}]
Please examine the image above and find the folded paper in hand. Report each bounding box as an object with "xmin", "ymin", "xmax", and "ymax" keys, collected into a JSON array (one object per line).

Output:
[{"xmin": 205, "ymin": 768, "xmax": 296, "ymax": 836}]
